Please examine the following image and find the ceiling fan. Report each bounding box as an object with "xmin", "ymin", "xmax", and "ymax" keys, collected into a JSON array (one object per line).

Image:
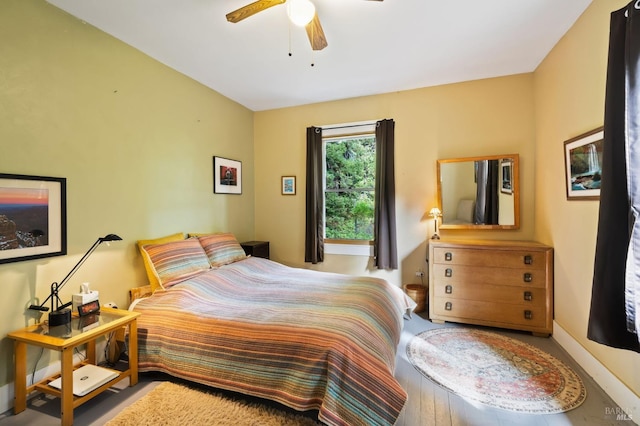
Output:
[{"xmin": 226, "ymin": 0, "xmax": 383, "ymax": 51}]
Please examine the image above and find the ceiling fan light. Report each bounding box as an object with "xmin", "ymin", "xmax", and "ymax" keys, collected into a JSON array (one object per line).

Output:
[{"xmin": 287, "ymin": 0, "xmax": 315, "ymax": 27}]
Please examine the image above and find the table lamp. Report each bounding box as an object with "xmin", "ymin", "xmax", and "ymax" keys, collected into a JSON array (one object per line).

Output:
[
  {"xmin": 429, "ymin": 207, "xmax": 442, "ymax": 240},
  {"xmin": 29, "ymin": 234, "xmax": 122, "ymax": 326}
]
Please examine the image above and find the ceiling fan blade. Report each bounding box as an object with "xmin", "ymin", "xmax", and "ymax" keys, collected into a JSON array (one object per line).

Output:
[
  {"xmin": 305, "ymin": 13, "xmax": 328, "ymax": 51},
  {"xmin": 226, "ymin": 0, "xmax": 286, "ymax": 23}
]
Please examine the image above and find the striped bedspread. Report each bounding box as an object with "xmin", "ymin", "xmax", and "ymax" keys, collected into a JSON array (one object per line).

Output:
[{"xmin": 132, "ymin": 257, "xmax": 416, "ymax": 426}]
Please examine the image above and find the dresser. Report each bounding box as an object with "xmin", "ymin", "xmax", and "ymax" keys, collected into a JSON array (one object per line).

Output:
[{"xmin": 428, "ymin": 239, "xmax": 553, "ymax": 336}]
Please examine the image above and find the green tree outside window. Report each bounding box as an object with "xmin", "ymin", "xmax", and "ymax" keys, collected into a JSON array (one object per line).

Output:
[{"xmin": 325, "ymin": 136, "xmax": 375, "ymax": 240}]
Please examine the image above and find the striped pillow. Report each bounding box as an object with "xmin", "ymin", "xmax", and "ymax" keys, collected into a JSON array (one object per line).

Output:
[
  {"xmin": 137, "ymin": 232, "xmax": 185, "ymax": 292},
  {"xmin": 141, "ymin": 238, "xmax": 211, "ymax": 289},
  {"xmin": 198, "ymin": 233, "xmax": 247, "ymax": 267}
]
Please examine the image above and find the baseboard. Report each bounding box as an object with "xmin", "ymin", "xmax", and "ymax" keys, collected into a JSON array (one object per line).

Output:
[{"xmin": 553, "ymin": 321, "xmax": 639, "ymax": 420}]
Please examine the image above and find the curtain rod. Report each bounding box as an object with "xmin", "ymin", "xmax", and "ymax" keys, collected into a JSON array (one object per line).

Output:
[{"xmin": 320, "ymin": 121, "xmax": 378, "ymax": 131}]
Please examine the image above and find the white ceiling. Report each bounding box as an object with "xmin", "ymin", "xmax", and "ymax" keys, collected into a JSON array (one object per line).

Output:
[{"xmin": 46, "ymin": 0, "xmax": 593, "ymax": 112}]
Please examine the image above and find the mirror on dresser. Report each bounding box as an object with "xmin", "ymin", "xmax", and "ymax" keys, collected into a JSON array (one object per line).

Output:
[{"xmin": 437, "ymin": 154, "xmax": 520, "ymax": 230}]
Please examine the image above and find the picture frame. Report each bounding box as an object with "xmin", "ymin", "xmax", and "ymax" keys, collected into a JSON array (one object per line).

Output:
[
  {"xmin": 564, "ymin": 127, "xmax": 604, "ymax": 200},
  {"xmin": 500, "ymin": 159, "xmax": 513, "ymax": 194},
  {"xmin": 281, "ymin": 176, "xmax": 296, "ymax": 195},
  {"xmin": 213, "ymin": 156, "xmax": 242, "ymax": 195},
  {"xmin": 0, "ymin": 173, "xmax": 67, "ymax": 264}
]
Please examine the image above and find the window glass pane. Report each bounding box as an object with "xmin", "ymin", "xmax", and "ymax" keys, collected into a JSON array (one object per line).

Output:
[
  {"xmin": 324, "ymin": 136, "xmax": 376, "ymax": 241},
  {"xmin": 325, "ymin": 137, "xmax": 375, "ymax": 190},
  {"xmin": 325, "ymin": 191, "xmax": 374, "ymax": 240}
]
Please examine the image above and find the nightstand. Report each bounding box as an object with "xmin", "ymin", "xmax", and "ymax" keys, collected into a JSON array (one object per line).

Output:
[
  {"xmin": 241, "ymin": 241, "xmax": 270, "ymax": 259},
  {"xmin": 8, "ymin": 307, "xmax": 140, "ymax": 425}
]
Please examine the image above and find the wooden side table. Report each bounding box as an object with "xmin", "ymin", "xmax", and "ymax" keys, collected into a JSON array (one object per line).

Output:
[
  {"xmin": 7, "ymin": 307, "xmax": 140, "ymax": 426},
  {"xmin": 241, "ymin": 241, "xmax": 270, "ymax": 259}
]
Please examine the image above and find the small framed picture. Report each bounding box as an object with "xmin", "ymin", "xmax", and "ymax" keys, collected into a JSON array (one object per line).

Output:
[
  {"xmin": 213, "ymin": 156, "xmax": 242, "ymax": 195},
  {"xmin": 0, "ymin": 173, "xmax": 67, "ymax": 264},
  {"xmin": 281, "ymin": 176, "xmax": 296, "ymax": 195},
  {"xmin": 564, "ymin": 127, "xmax": 603, "ymax": 200},
  {"xmin": 500, "ymin": 159, "xmax": 513, "ymax": 194}
]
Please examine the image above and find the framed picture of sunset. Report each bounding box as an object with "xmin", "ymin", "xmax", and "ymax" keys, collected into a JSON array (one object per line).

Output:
[{"xmin": 0, "ymin": 173, "xmax": 67, "ymax": 264}]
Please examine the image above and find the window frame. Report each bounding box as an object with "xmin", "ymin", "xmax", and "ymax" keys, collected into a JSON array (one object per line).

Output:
[{"xmin": 321, "ymin": 121, "xmax": 377, "ymax": 253}]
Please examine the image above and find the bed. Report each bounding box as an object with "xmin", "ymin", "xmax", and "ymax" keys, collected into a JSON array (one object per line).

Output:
[{"xmin": 130, "ymin": 233, "xmax": 417, "ymax": 426}]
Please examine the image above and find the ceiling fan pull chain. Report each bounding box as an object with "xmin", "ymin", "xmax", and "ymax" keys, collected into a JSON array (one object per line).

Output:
[
  {"xmin": 288, "ymin": 19, "xmax": 293, "ymax": 57},
  {"xmin": 310, "ymin": 23, "xmax": 315, "ymax": 66}
]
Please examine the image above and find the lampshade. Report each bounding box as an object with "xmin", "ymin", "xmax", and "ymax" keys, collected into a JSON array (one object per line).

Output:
[
  {"xmin": 429, "ymin": 207, "xmax": 442, "ymax": 218},
  {"xmin": 287, "ymin": 0, "xmax": 316, "ymax": 26}
]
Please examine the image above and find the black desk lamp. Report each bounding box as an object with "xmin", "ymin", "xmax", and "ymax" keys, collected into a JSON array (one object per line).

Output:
[{"xmin": 29, "ymin": 234, "xmax": 122, "ymax": 326}]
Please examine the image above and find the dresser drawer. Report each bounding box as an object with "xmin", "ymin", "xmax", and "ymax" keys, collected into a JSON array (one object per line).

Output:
[
  {"xmin": 432, "ymin": 297, "xmax": 548, "ymax": 328},
  {"xmin": 432, "ymin": 264, "xmax": 548, "ymax": 288},
  {"xmin": 432, "ymin": 247, "xmax": 548, "ymax": 270},
  {"xmin": 432, "ymin": 281, "xmax": 547, "ymax": 305}
]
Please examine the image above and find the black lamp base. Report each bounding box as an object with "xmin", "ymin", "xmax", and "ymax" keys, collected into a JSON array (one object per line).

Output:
[{"xmin": 49, "ymin": 308, "xmax": 72, "ymax": 326}]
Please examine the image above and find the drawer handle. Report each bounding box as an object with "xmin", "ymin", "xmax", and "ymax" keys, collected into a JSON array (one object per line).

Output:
[
  {"xmin": 524, "ymin": 291, "xmax": 533, "ymax": 301},
  {"xmin": 523, "ymin": 273, "xmax": 533, "ymax": 283},
  {"xmin": 524, "ymin": 310, "xmax": 533, "ymax": 320},
  {"xmin": 445, "ymin": 252, "xmax": 453, "ymax": 261},
  {"xmin": 445, "ymin": 268, "xmax": 453, "ymax": 278},
  {"xmin": 445, "ymin": 302, "xmax": 453, "ymax": 311},
  {"xmin": 524, "ymin": 255, "xmax": 533, "ymax": 265},
  {"xmin": 445, "ymin": 285, "xmax": 453, "ymax": 294}
]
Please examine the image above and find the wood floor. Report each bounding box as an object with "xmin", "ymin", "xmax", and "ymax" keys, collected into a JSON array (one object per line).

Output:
[{"xmin": 0, "ymin": 312, "xmax": 635, "ymax": 426}]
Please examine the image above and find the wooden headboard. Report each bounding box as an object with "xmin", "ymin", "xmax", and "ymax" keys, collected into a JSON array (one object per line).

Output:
[{"xmin": 129, "ymin": 285, "xmax": 152, "ymax": 306}]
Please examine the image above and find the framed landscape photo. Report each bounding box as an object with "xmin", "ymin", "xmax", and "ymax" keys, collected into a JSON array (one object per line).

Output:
[
  {"xmin": 500, "ymin": 159, "xmax": 513, "ymax": 194},
  {"xmin": 213, "ymin": 156, "xmax": 242, "ymax": 195},
  {"xmin": 564, "ymin": 127, "xmax": 604, "ymax": 200},
  {"xmin": 282, "ymin": 176, "xmax": 296, "ymax": 195},
  {"xmin": 0, "ymin": 173, "xmax": 67, "ymax": 264}
]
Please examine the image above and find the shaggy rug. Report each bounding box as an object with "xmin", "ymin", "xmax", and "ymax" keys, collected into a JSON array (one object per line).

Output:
[
  {"xmin": 407, "ymin": 328, "xmax": 587, "ymax": 414},
  {"xmin": 105, "ymin": 382, "xmax": 321, "ymax": 425}
]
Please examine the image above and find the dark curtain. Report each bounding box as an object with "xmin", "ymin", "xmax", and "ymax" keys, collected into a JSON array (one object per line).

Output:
[
  {"xmin": 588, "ymin": 1, "xmax": 640, "ymax": 353},
  {"xmin": 374, "ymin": 119, "xmax": 398, "ymax": 270},
  {"xmin": 305, "ymin": 126, "xmax": 324, "ymax": 264},
  {"xmin": 473, "ymin": 160, "xmax": 499, "ymax": 225}
]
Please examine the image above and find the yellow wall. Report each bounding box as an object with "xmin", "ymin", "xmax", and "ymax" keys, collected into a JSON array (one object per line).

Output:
[
  {"xmin": 0, "ymin": 0, "xmax": 254, "ymax": 387},
  {"xmin": 534, "ymin": 0, "xmax": 640, "ymax": 395},
  {"xmin": 254, "ymin": 75, "xmax": 536, "ymax": 286}
]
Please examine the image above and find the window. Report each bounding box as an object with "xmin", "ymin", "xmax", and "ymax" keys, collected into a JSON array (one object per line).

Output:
[
  {"xmin": 306, "ymin": 119, "xmax": 396, "ymax": 267},
  {"xmin": 324, "ymin": 134, "xmax": 376, "ymax": 242}
]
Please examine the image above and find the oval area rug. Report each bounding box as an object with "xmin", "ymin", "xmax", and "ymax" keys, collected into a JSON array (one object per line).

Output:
[{"xmin": 407, "ymin": 328, "xmax": 587, "ymax": 414}]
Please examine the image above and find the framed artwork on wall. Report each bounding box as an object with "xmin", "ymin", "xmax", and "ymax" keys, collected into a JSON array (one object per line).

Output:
[
  {"xmin": 282, "ymin": 176, "xmax": 296, "ymax": 195},
  {"xmin": 564, "ymin": 127, "xmax": 604, "ymax": 200},
  {"xmin": 0, "ymin": 173, "xmax": 67, "ymax": 264},
  {"xmin": 213, "ymin": 156, "xmax": 242, "ymax": 195}
]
